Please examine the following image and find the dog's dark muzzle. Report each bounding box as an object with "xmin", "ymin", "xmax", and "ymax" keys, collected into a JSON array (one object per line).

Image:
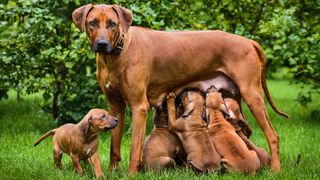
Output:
[
  {"xmin": 111, "ymin": 117, "xmax": 118, "ymax": 127},
  {"xmin": 93, "ymin": 39, "xmax": 112, "ymax": 54},
  {"xmin": 103, "ymin": 117, "xmax": 118, "ymax": 130}
]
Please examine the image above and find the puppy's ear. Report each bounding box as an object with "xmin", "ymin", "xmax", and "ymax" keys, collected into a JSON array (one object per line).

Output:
[
  {"xmin": 88, "ymin": 116, "xmax": 93, "ymax": 125},
  {"xmin": 182, "ymin": 103, "xmax": 194, "ymax": 118},
  {"xmin": 112, "ymin": 5, "xmax": 132, "ymax": 33},
  {"xmin": 220, "ymin": 103, "xmax": 230, "ymax": 118},
  {"xmin": 79, "ymin": 113, "xmax": 91, "ymax": 135},
  {"xmin": 227, "ymin": 109, "xmax": 236, "ymax": 119},
  {"xmin": 204, "ymin": 107, "xmax": 210, "ymax": 124},
  {"xmin": 72, "ymin": 4, "xmax": 93, "ymax": 32}
]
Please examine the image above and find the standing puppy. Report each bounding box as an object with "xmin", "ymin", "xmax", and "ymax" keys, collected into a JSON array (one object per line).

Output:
[
  {"xmin": 206, "ymin": 88, "xmax": 260, "ymax": 174},
  {"xmin": 166, "ymin": 91, "xmax": 221, "ymax": 173},
  {"xmin": 224, "ymin": 98, "xmax": 270, "ymax": 167},
  {"xmin": 141, "ymin": 104, "xmax": 186, "ymax": 171},
  {"xmin": 34, "ymin": 109, "xmax": 117, "ymax": 177}
]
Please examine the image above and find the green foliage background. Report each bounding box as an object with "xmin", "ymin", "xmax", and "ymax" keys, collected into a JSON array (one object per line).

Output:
[{"xmin": 0, "ymin": 0, "xmax": 319, "ymax": 124}]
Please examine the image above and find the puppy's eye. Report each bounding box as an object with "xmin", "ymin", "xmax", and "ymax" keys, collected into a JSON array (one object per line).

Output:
[
  {"xmin": 89, "ymin": 19, "xmax": 97, "ymax": 27},
  {"xmin": 101, "ymin": 114, "xmax": 107, "ymax": 119},
  {"xmin": 108, "ymin": 20, "xmax": 116, "ymax": 28}
]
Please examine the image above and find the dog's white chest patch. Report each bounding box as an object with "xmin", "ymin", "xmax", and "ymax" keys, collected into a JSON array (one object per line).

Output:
[
  {"xmin": 86, "ymin": 148, "xmax": 91, "ymax": 156},
  {"xmin": 105, "ymin": 81, "xmax": 112, "ymax": 89}
]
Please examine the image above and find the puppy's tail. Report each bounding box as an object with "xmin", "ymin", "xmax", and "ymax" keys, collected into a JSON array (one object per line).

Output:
[
  {"xmin": 34, "ymin": 129, "xmax": 56, "ymax": 147},
  {"xmin": 251, "ymin": 40, "xmax": 289, "ymax": 118}
]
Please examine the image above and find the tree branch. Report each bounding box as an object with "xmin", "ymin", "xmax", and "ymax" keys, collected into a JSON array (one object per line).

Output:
[{"xmin": 249, "ymin": 2, "xmax": 265, "ymax": 34}]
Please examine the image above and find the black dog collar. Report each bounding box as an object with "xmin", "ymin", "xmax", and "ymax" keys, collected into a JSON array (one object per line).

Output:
[{"xmin": 112, "ymin": 33, "xmax": 124, "ymax": 55}]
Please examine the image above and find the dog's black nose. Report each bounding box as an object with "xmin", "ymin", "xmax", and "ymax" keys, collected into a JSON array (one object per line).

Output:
[
  {"xmin": 97, "ymin": 39, "xmax": 109, "ymax": 48},
  {"xmin": 110, "ymin": 119, "xmax": 118, "ymax": 128}
]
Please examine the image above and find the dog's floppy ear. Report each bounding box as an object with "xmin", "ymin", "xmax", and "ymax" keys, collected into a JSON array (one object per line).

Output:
[
  {"xmin": 205, "ymin": 107, "xmax": 211, "ymax": 125},
  {"xmin": 182, "ymin": 102, "xmax": 194, "ymax": 118},
  {"xmin": 202, "ymin": 106, "xmax": 207, "ymax": 122},
  {"xmin": 88, "ymin": 116, "xmax": 93, "ymax": 125},
  {"xmin": 72, "ymin": 4, "xmax": 93, "ymax": 32},
  {"xmin": 220, "ymin": 102, "xmax": 230, "ymax": 118},
  {"xmin": 79, "ymin": 114, "xmax": 91, "ymax": 135},
  {"xmin": 112, "ymin": 5, "xmax": 132, "ymax": 33}
]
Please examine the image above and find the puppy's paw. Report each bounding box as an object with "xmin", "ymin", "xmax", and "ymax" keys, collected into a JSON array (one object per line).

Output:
[
  {"xmin": 96, "ymin": 174, "xmax": 105, "ymax": 180},
  {"xmin": 166, "ymin": 92, "xmax": 176, "ymax": 101}
]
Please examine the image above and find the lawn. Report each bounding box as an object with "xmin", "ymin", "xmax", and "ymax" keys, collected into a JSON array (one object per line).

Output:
[{"xmin": 0, "ymin": 80, "xmax": 319, "ymax": 179}]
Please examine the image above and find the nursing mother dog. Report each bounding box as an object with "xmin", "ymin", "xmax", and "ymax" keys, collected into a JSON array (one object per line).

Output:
[{"xmin": 72, "ymin": 4, "xmax": 288, "ymax": 174}]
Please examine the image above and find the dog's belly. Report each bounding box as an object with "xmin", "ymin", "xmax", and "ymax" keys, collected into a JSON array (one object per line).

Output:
[{"xmin": 147, "ymin": 72, "xmax": 239, "ymax": 107}]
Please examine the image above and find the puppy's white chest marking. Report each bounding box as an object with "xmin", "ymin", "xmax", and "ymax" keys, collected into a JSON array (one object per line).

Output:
[{"xmin": 86, "ymin": 148, "xmax": 91, "ymax": 156}]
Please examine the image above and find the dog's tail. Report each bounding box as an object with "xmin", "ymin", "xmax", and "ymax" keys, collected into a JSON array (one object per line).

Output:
[
  {"xmin": 34, "ymin": 129, "xmax": 57, "ymax": 147},
  {"xmin": 251, "ymin": 40, "xmax": 289, "ymax": 118}
]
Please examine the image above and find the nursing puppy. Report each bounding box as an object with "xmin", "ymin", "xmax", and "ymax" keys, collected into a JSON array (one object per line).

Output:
[
  {"xmin": 206, "ymin": 88, "xmax": 260, "ymax": 174},
  {"xmin": 166, "ymin": 91, "xmax": 221, "ymax": 173},
  {"xmin": 34, "ymin": 109, "xmax": 117, "ymax": 177},
  {"xmin": 224, "ymin": 98, "xmax": 270, "ymax": 167},
  {"xmin": 141, "ymin": 104, "xmax": 186, "ymax": 171}
]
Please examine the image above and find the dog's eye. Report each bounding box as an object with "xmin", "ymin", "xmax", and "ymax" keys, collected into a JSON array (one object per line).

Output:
[
  {"xmin": 89, "ymin": 19, "xmax": 98, "ymax": 27},
  {"xmin": 108, "ymin": 20, "xmax": 116, "ymax": 28},
  {"xmin": 101, "ymin": 114, "xmax": 106, "ymax": 119}
]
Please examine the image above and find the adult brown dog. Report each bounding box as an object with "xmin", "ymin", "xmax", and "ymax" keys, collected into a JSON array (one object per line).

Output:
[
  {"xmin": 166, "ymin": 91, "xmax": 221, "ymax": 172},
  {"xmin": 72, "ymin": 4, "xmax": 288, "ymax": 173},
  {"xmin": 34, "ymin": 109, "xmax": 117, "ymax": 177},
  {"xmin": 206, "ymin": 89, "xmax": 260, "ymax": 173},
  {"xmin": 141, "ymin": 104, "xmax": 186, "ymax": 171}
]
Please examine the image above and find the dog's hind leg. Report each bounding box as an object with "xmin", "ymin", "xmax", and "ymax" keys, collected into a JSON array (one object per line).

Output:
[
  {"xmin": 158, "ymin": 156, "xmax": 176, "ymax": 169},
  {"xmin": 241, "ymin": 88, "xmax": 279, "ymax": 171},
  {"xmin": 224, "ymin": 50, "xmax": 280, "ymax": 171},
  {"xmin": 239, "ymin": 132, "xmax": 270, "ymax": 167},
  {"xmin": 53, "ymin": 143, "xmax": 62, "ymax": 169}
]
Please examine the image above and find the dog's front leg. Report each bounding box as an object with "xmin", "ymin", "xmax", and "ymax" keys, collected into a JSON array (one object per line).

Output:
[
  {"xmin": 107, "ymin": 93, "xmax": 126, "ymax": 171},
  {"xmin": 90, "ymin": 152, "xmax": 103, "ymax": 178},
  {"xmin": 71, "ymin": 154, "xmax": 84, "ymax": 176},
  {"xmin": 166, "ymin": 92, "xmax": 185, "ymax": 132},
  {"xmin": 128, "ymin": 100, "xmax": 149, "ymax": 174}
]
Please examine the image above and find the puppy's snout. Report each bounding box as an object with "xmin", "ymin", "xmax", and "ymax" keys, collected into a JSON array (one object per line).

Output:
[{"xmin": 111, "ymin": 117, "xmax": 118, "ymax": 127}]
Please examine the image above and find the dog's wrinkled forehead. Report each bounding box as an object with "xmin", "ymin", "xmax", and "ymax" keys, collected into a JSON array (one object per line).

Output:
[
  {"xmin": 87, "ymin": 5, "xmax": 119, "ymax": 23},
  {"xmin": 90, "ymin": 110, "xmax": 109, "ymax": 120},
  {"xmin": 181, "ymin": 91, "xmax": 203, "ymax": 101},
  {"xmin": 208, "ymin": 91, "xmax": 224, "ymax": 103}
]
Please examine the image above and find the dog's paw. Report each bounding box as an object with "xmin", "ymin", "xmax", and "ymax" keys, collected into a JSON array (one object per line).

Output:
[{"xmin": 166, "ymin": 92, "xmax": 176, "ymax": 100}]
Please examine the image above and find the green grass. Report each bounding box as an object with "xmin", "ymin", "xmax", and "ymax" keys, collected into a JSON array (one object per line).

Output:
[{"xmin": 0, "ymin": 80, "xmax": 319, "ymax": 179}]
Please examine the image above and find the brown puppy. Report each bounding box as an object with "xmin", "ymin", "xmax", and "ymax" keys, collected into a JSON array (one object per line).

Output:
[
  {"xmin": 72, "ymin": 4, "xmax": 288, "ymax": 173},
  {"xmin": 141, "ymin": 104, "xmax": 186, "ymax": 171},
  {"xmin": 34, "ymin": 109, "xmax": 117, "ymax": 177},
  {"xmin": 223, "ymin": 98, "xmax": 252, "ymax": 138},
  {"xmin": 172, "ymin": 73, "xmax": 251, "ymax": 136},
  {"xmin": 166, "ymin": 91, "xmax": 221, "ymax": 173},
  {"xmin": 206, "ymin": 89, "xmax": 260, "ymax": 173},
  {"xmin": 224, "ymin": 98, "xmax": 270, "ymax": 167}
]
